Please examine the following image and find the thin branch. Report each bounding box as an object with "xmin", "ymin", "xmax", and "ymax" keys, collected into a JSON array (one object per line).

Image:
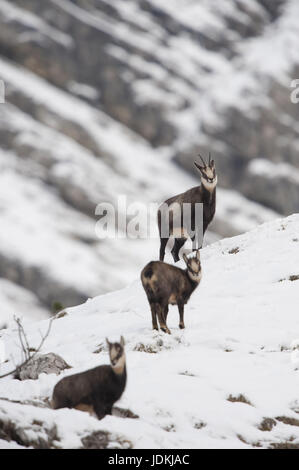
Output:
[
  {"xmin": 15, "ymin": 317, "xmax": 29, "ymax": 362},
  {"xmin": 0, "ymin": 317, "xmax": 54, "ymax": 380},
  {"xmin": 18, "ymin": 318, "xmax": 31, "ymax": 360}
]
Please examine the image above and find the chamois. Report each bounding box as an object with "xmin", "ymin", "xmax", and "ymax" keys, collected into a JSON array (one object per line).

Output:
[
  {"xmin": 52, "ymin": 337, "xmax": 126, "ymax": 420},
  {"xmin": 158, "ymin": 152, "xmax": 217, "ymax": 262},
  {"xmin": 141, "ymin": 250, "xmax": 202, "ymax": 334}
]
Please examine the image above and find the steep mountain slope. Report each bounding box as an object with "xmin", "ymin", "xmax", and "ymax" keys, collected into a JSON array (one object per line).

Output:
[
  {"xmin": 2, "ymin": 0, "xmax": 298, "ymax": 213},
  {"xmin": 0, "ymin": 215, "xmax": 299, "ymax": 449},
  {"xmin": 0, "ymin": 58, "xmax": 277, "ymax": 319},
  {"xmin": 0, "ymin": 0, "xmax": 290, "ymax": 320}
]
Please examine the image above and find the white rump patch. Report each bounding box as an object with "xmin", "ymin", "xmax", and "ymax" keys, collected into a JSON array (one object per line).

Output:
[{"xmin": 172, "ymin": 227, "xmax": 189, "ymax": 238}]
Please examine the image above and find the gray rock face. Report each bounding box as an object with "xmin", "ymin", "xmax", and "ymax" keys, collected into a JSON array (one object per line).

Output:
[{"xmin": 16, "ymin": 353, "xmax": 71, "ymax": 381}]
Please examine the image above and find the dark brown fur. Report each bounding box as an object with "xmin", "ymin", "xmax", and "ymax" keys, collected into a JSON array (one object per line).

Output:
[
  {"xmin": 141, "ymin": 251, "xmax": 202, "ymax": 334},
  {"xmin": 52, "ymin": 339, "xmax": 126, "ymax": 420},
  {"xmin": 158, "ymin": 155, "xmax": 217, "ymax": 262}
]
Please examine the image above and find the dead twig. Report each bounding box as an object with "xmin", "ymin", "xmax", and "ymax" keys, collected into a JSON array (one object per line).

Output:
[{"xmin": 0, "ymin": 317, "xmax": 54, "ymax": 380}]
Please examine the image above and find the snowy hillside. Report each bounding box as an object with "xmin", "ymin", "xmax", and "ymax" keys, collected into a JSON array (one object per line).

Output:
[
  {"xmin": 1, "ymin": 215, "xmax": 299, "ymax": 449},
  {"xmin": 3, "ymin": 0, "xmax": 299, "ymax": 320}
]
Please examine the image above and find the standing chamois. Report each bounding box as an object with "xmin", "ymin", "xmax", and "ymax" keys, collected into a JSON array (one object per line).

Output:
[
  {"xmin": 141, "ymin": 250, "xmax": 202, "ymax": 334},
  {"xmin": 52, "ymin": 337, "xmax": 126, "ymax": 419},
  {"xmin": 158, "ymin": 152, "xmax": 217, "ymax": 262}
]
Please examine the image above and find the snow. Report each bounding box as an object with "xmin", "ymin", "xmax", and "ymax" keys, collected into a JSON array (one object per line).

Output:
[
  {"xmin": 0, "ymin": 0, "xmax": 73, "ymax": 48},
  {"xmin": 0, "ymin": 0, "xmax": 292, "ymax": 327},
  {"xmin": 242, "ymin": 0, "xmax": 299, "ymax": 81},
  {"xmin": 249, "ymin": 158, "xmax": 299, "ymax": 185},
  {"xmin": 67, "ymin": 81, "xmax": 100, "ymax": 100},
  {"xmin": 148, "ymin": 0, "xmax": 229, "ymax": 34},
  {"xmin": 0, "ymin": 279, "xmax": 48, "ymax": 327},
  {"xmin": 0, "ymin": 214, "xmax": 299, "ymax": 448},
  {"xmin": 52, "ymin": 0, "xmax": 258, "ymax": 140},
  {"xmin": 104, "ymin": 0, "xmax": 299, "ymax": 147},
  {"xmin": 0, "ymin": 55, "xmax": 280, "ymax": 319},
  {"xmin": 214, "ymin": 186, "xmax": 279, "ymax": 234}
]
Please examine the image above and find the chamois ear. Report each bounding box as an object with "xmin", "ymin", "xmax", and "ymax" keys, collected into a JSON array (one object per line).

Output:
[
  {"xmin": 183, "ymin": 253, "xmax": 189, "ymax": 265},
  {"xmin": 196, "ymin": 250, "xmax": 201, "ymax": 261},
  {"xmin": 210, "ymin": 159, "xmax": 215, "ymax": 168},
  {"xmin": 120, "ymin": 336, "xmax": 125, "ymax": 347},
  {"xmin": 194, "ymin": 161, "xmax": 203, "ymax": 172},
  {"xmin": 106, "ymin": 337, "xmax": 110, "ymax": 348}
]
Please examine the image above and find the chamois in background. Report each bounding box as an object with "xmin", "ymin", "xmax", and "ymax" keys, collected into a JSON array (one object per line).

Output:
[{"xmin": 158, "ymin": 153, "xmax": 217, "ymax": 262}]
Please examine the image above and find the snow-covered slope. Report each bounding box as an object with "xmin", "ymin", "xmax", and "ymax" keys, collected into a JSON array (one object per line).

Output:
[
  {"xmin": 0, "ymin": 215, "xmax": 299, "ymax": 449},
  {"xmin": 3, "ymin": 0, "xmax": 297, "ymax": 320},
  {"xmin": 0, "ymin": 55, "xmax": 279, "ymax": 320},
  {"xmin": 0, "ymin": 279, "xmax": 48, "ymax": 328}
]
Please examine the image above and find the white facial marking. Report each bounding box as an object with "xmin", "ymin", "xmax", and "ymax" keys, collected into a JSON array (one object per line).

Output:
[
  {"xmin": 188, "ymin": 270, "xmax": 202, "ymax": 283},
  {"xmin": 201, "ymin": 175, "xmax": 217, "ymax": 191},
  {"xmin": 110, "ymin": 345, "xmax": 118, "ymax": 362},
  {"xmin": 110, "ymin": 344, "xmax": 125, "ymax": 374},
  {"xmin": 187, "ymin": 257, "xmax": 202, "ymax": 283},
  {"xmin": 112, "ymin": 354, "xmax": 126, "ymax": 374},
  {"xmin": 205, "ymin": 167, "xmax": 214, "ymax": 179},
  {"xmin": 190, "ymin": 258, "xmax": 199, "ymax": 272}
]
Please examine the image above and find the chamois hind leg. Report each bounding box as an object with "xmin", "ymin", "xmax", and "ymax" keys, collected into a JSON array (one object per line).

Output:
[
  {"xmin": 157, "ymin": 304, "xmax": 171, "ymax": 334},
  {"xmin": 163, "ymin": 304, "xmax": 169, "ymax": 323},
  {"xmin": 191, "ymin": 232, "xmax": 203, "ymax": 251},
  {"xmin": 178, "ymin": 302, "xmax": 185, "ymax": 329},
  {"xmin": 171, "ymin": 238, "xmax": 187, "ymax": 262},
  {"xmin": 191, "ymin": 234, "xmax": 201, "ymax": 251},
  {"xmin": 93, "ymin": 400, "xmax": 106, "ymax": 420},
  {"xmin": 159, "ymin": 237, "xmax": 168, "ymax": 261},
  {"xmin": 150, "ymin": 303, "xmax": 159, "ymax": 331}
]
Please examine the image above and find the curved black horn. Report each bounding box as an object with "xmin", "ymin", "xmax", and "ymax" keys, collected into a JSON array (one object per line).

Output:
[
  {"xmin": 198, "ymin": 152, "xmax": 206, "ymax": 168},
  {"xmin": 208, "ymin": 152, "xmax": 211, "ymax": 165}
]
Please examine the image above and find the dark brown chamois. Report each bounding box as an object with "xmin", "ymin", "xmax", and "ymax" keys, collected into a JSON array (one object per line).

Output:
[
  {"xmin": 52, "ymin": 337, "xmax": 126, "ymax": 419},
  {"xmin": 141, "ymin": 250, "xmax": 202, "ymax": 334},
  {"xmin": 158, "ymin": 152, "xmax": 217, "ymax": 262}
]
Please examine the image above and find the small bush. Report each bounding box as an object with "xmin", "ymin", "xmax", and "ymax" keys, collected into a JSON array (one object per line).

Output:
[{"xmin": 227, "ymin": 394, "xmax": 252, "ymax": 406}]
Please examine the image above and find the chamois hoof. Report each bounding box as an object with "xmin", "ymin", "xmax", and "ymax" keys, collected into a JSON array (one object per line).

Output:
[
  {"xmin": 161, "ymin": 327, "xmax": 171, "ymax": 334},
  {"xmin": 179, "ymin": 323, "xmax": 185, "ymax": 329}
]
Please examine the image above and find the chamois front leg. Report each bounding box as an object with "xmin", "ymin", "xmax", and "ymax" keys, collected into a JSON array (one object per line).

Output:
[
  {"xmin": 93, "ymin": 400, "xmax": 107, "ymax": 420},
  {"xmin": 157, "ymin": 304, "xmax": 171, "ymax": 334},
  {"xmin": 159, "ymin": 237, "xmax": 168, "ymax": 261},
  {"xmin": 163, "ymin": 304, "xmax": 169, "ymax": 323},
  {"xmin": 171, "ymin": 238, "xmax": 186, "ymax": 263},
  {"xmin": 178, "ymin": 302, "xmax": 185, "ymax": 329},
  {"xmin": 191, "ymin": 234, "xmax": 201, "ymax": 252}
]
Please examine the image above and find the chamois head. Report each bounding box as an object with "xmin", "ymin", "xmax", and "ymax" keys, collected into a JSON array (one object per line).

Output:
[
  {"xmin": 183, "ymin": 250, "xmax": 202, "ymax": 283},
  {"xmin": 106, "ymin": 336, "xmax": 125, "ymax": 373},
  {"xmin": 194, "ymin": 152, "xmax": 217, "ymax": 191}
]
